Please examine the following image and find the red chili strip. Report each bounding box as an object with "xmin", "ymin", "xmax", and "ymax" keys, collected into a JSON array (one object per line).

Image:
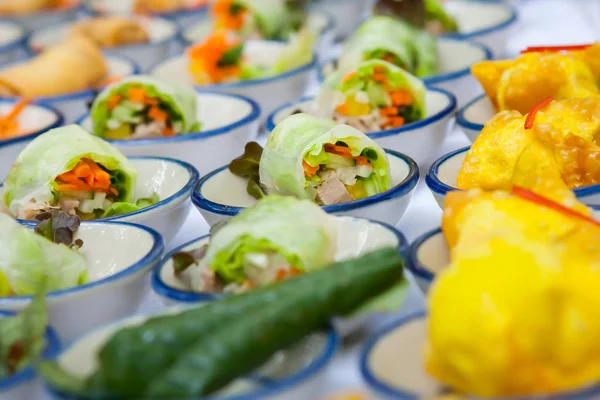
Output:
[
  {"xmin": 520, "ymin": 43, "xmax": 593, "ymax": 54},
  {"xmin": 511, "ymin": 186, "xmax": 600, "ymax": 228},
  {"xmin": 524, "ymin": 97, "xmax": 554, "ymax": 130}
]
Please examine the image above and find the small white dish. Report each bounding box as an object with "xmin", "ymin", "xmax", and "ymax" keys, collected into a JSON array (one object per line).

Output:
[
  {"xmin": 0, "ymin": 220, "xmax": 164, "ymax": 341},
  {"xmin": 319, "ymin": 38, "xmax": 491, "ymax": 108},
  {"xmin": 150, "ymin": 40, "xmax": 317, "ymax": 118},
  {"xmin": 84, "ymin": 0, "xmax": 208, "ymax": 29},
  {"xmin": 265, "ymin": 88, "xmax": 457, "ymax": 167},
  {"xmin": 455, "ymin": 93, "xmax": 494, "ymax": 142},
  {"xmin": 26, "ymin": 16, "xmax": 179, "ymax": 71},
  {"xmin": 179, "ymin": 11, "xmax": 336, "ymax": 62},
  {"xmin": 152, "ymin": 215, "xmax": 407, "ymax": 303},
  {"xmin": 0, "ymin": 19, "xmax": 25, "ymax": 65},
  {"xmin": 192, "ymin": 149, "xmax": 419, "ymax": 227},
  {"xmin": 406, "ymin": 228, "xmax": 446, "ymax": 293},
  {"xmin": 2, "ymin": 156, "xmax": 199, "ymax": 243},
  {"xmin": 76, "ymin": 92, "xmax": 261, "ymax": 175},
  {"xmin": 311, "ymin": 0, "xmax": 372, "ymax": 39},
  {"xmin": 0, "ymin": 54, "xmax": 140, "ymax": 123},
  {"xmin": 4, "ymin": 3, "xmax": 80, "ymax": 32},
  {"xmin": 443, "ymin": 0, "xmax": 518, "ymax": 58},
  {"xmin": 426, "ymin": 146, "xmax": 600, "ymax": 209},
  {"xmin": 0, "ymin": 100, "xmax": 64, "ymax": 181},
  {"xmin": 0, "ymin": 311, "xmax": 61, "ymax": 400},
  {"xmin": 44, "ymin": 306, "xmax": 338, "ymax": 400}
]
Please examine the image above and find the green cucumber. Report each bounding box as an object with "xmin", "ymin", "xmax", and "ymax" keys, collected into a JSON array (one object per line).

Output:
[{"xmin": 41, "ymin": 248, "xmax": 405, "ymax": 398}]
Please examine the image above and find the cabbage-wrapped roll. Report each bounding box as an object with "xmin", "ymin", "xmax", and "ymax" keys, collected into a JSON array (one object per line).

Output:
[
  {"xmin": 260, "ymin": 113, "xmax": 390, "ymax": 205},
  {"xmin": 316, "ymin": 59, "xmax": 426, "ymax": 132},
  {"xmin": 90, "ymin": 75, "xmax": 200, "ymax": 140},
  {"xmin": 0, "ymin": 213, "xmax": 87, "ymax": 296},
  {"xmin": 3, "ymin": 125, "xmax": 138, "ymax": 220},
  {"xmin": 0, "ymin": 37, "xmax": 107, "ymax": 97},
  {"xmin": 69, "ymin": 17, "xmax": 149, "ymax": 48},
  {"xmin": 178, "ymin": 195, "xmax": 337, "ymax": 292}
]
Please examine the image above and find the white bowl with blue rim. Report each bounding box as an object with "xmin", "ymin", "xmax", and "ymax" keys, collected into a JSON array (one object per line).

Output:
[
  {"xmin": 26, "ymin": 16, "xmax": 179, "ymax": 71},
  {"xmin": 361, "ymin": 311, "xmax": 600, "ymax": 399},
  {"xmin": 0, "ymin": 311, "xmax": 61, "ymax": 400},
  {"xmin": 320, "ymin": 38, "xmax": 492, "ymax": 109},
  {"xmin": 3, "ymin": 2, "xmax": 80, "ymax": 32},
  {"xmin": 0, "ymin": 100, "xmax": 63, "ymax": 181},
  {"xmin": 152, "ymin": 216, "xmax": 408, "ymax": 335},
  {"xmin": 406, "ymin": 227, "xmax": 446, "ymax": 293},
  {"xmin": 311, "ymin": 0, "xmax": 373, "ymax": 39},
  {"xmin": 426, "ymin": 146, "xmax": 600, "ymax": 209},
  {"xmin": 76, "ymin": 92, "xmax": 261, "ymax": 175},
  {"xmin": 455, "ymin": 93, "xmax": 494, "ymax": 141},
  {"xmin": 43, "ymin": 305, "xmax": 338, "ymax": 400},
  {"xmin": 83, "ymin": 0, "xmax": 208, "ymax": 29},
  {"xmin": 265, "ymin": 88, "xmax": 456, "ymax": 167},
  {"xmin": 0, "ymin": 19, "xmax": 25, "ymax": 65},
  {"xmin": 0, "ymin": 53, "xmax": 140, "ymax": 123},
  {"xmin": 442, "ymin": 0, "xmax": 518, "ymax": 58},
  {"xmin": 0, "ymin": 220, "xmax": 164, "ymax": 342},
  {"xmin": 179, "ymin": 11, "xmax": 336, "ymax": 63},
  {"xmin": 1, "ymin": 156, "xmax": 199, "ymax": 243},
  {"xmin": 192, "ymin": 149, "xmax": 419, "ymax": 227},
  {"xmin": 150, "ymin": 40, "xmax": 317, "ymax": 119}
]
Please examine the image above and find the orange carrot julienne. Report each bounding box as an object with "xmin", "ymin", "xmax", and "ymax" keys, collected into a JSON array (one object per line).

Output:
[
  {"xmin": 106, "ymin": 95, "xmax": 122, "ymax": 110},
  {"xmin": 163, "ymin": 126, "xmax": 175, "ymax": 137},
  {"xmin": 524, "ymin": 97, "xmax": 554, "ymax": 129},
  {"xmin": 355, "ymin": 156, "xmax": 370, "ymax": 165},
  {"xmin": 324, "ymin": 143, "xmax": 353, "ymax": 157},
  {"xmin": 391, "ymin": 91, "xmax": 412, "ymax": 106},
  {"xmin": 373, "ymin": 73, "xmax": 387, "ymax": 83},
  {"xmin": 148, "ymin": 106, "xmax": 168, "ymax": 122},
  {"xmin": 342, "ymin": 72, "xmax": 356, "ymax": 82},
  {"xmin": 303, "ymin": 160, "xmax": 319, "ymax": 177},
  {"xmin": 56, "ymin": 159, "xmax": 117, "ymax": 195},
  {"xmin": 3, "ymin": 98, "xmax": 31, "ymax": 121},
  {"xmin": 386, "ymin": 116, "xmax": 405, "ymax": 128},
  {"xmin": 379, "ymin": 106, "xmax": 398, "ymax": 117},
  {"xmin": 127, "ymin": 87, "xmax": 147, "ymax": 103}
]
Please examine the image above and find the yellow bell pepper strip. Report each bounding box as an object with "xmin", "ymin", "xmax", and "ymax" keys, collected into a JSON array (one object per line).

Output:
[{"xmin": 212, "ymin": 0, "xmax": 247, "ymax": 31}]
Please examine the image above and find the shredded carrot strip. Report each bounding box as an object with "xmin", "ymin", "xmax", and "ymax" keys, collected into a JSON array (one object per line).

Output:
[
  {"xmin": 276, "ymin": 267, "xmax": 302, "ymax": 282},
  {"xmin": 390, "ymin": 91, "xmax": 412, "ymax": 106},
  {"xmin": 379, "ymin": 106, "xmax": 398, "ymax": 117},
  {"xmin": 163, "ymin": 126, "xmax": 175, "ymax": 137},
  {"xmin": 127, "ymin": 87, "xmax": 147, "ymax": 103},
  {"xmin": 55, "ymin": 159, "xmax": 117, "ymax": 195},
  {"xmin": 324, "ymin": 143, "xmax": 353, "ymax": 157},
  {"xmin": 0, "ymin": 98, "xmax": 32, "ymax": 139},
  {"xmin": 355, "ymin": 156, "xmax": 370, "ymax": 165},
  {"xmin": 386, "ymin": 116, "xmax": 405, "ymax": 128},
  {"xmin": 524, "ymin": 97, "xmax": 554, "ymax": 129},
  {"xmin": 212, "ymin": 0, "xmax": 247, "ymax": 31},
  {"xmin": 106, "ymin": 95, "xmax": 122, "ymax": 110},
  {"xmin": 335, "ymin": 104, "xmax": 349, "ymax": 114},
  {"xmin": 148, "ymin": 106, "xmax": 168, "ymax": 122},
  {"xmin": 342, "ymin": 72, "xmax": 357, "ymax": 83},
  {"xmin": 187, "ymin": 32, "xmax": 242, "ymax": 84},
  {"xmin": 303, "ymin": 160, "xmax": 319, "ymax": 177},
  {"xmin": 373, "ymin": 73, "xmax": 387, "ymax": 83}
]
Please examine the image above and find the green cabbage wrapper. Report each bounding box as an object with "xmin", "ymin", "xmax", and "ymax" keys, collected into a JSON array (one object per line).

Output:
[
  {"xmin": 272, "ymin": 28, "xmax": 315, "ymax": 74},
  {"xmin": 3, "ymin": 125, "xmax": 138, "ymax": 216},
  {"xmin": 425, "ymin": 0, "xmax": 458, "ymax": 32},
  {"xmin": 200, "ymin": 195, "xmax": 337, "ymax": 284},
  {"xmin": 235, "ymin": 0, "xmax": 290, "ymax": 39},
  {"xmin": 412, "ymin": 28, "xmax": 438, "ymax": 77},
  {"xmin": 259, "ymin": 113, "xmax": 390, "ymax": 200},
  {"xmin": 0, "ymin": 287, "xmax": 48, "ymax": 378},
  {"xmin": 320, "ymin": 59, "xmax": 426, "ymax": 122},
  {"xmin": 90, "ymin": 75, "xmax": 200, "ymax": 138},
  {"xmin": 0, "ymin": 214, "xmax": 87, "ymax": 296}
]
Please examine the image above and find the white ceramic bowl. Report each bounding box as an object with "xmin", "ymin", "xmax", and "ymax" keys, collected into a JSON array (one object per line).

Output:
[
  {"xmin": 192, "ymin": 149, "xmax": 419, "ymax": 227},
  {"xmin": 179, "ymin": 11, "xmax": 336, "ymax": 62},
  {"xmin": 0, "ymin": 19, "xmax": 25, "ymax": 65},
  {"xmin": 44, "ymin": 306, "xmax": 338, "ymax": 400},
  {"xmin": 26, "ymin": 16, "xmax": 179, "ymax": 71},
  {"xmin": 0, "ymin": 54, "xmax": 140, "ymax": 123},
  {"xmin": 265, "ymin": 88, "xmax": 457, "ymax": 167},
  {"xmin": 152, "ymin": 215, "xmax": 407, "ymax": 304},
  {"xmin": 83, "ymin": 0, "xmax": 208, "ymax": 29},
  {"xmin": 319, "ymin": 38, "xmax": 491, "ymax": 109},
  {"xmin": 406, "ymin": 228, "xmax": 446, "ymax": 293},
  {"xmin": 443, "ymin": 0, "xmax": 518, "ymax": 58},
  {"xmin": 76, "ymin": 92, "xmax": 261, "ymax": 175},
  {"xmin": 4, "ymin": 3, "xmax": 79, "ymax": 32},
  {"xmin": 150, "ymin": 40, "xmax": 317, "ymax": 118},
  {"xmin": 311, "ymin": 0, "xmax": 372, "ymax": 39},
  {"xmin": 426, "ymin": 146, "xmax": 600, "ymax": 209},
  {"xmin": 0, "ymin": 311, "xmax": 61, "ymax": 400},
  {"xmin": 2, "ymin": 156, "xmax": 199, "ymax": 243},
  {"xmin": 0, "ymin": 220, "xmax": 163, "ymax": 341},
  {"xmin": 456, "ymin": 93, "xmax": 494, "ymax": 141},
  {"xmin": 0, "ymin": 100, "xmax": 64, "ymax": 181}
]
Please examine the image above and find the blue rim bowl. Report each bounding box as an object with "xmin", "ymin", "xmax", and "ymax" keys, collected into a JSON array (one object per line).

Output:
[
  {"xmin": 455, "ymin": 93, "xmax": 488, "ymax": 134},
  {"xmin": 0, "ymin": 100, "xmax": 64, "ymax": 148},
  {"xmin": 191, "ymin": 149, "xmax": 419, "ymax": 218},
  {"xmin": 441, "ymin": 0, "xmax": 518, "ymax": 41}
]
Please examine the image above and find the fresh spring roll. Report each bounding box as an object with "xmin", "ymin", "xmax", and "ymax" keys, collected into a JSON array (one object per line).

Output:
[
  {"xmin": 90, "ymin": 75, "xmax": 200, "ymax": 140},
  {"xmin": 0, "ymin": 37, "xmax": 108, "ymax": 97},
  {"xmin": 3, "ymin": 125, "xmax": 139, "ymax": 220},
  {"xmin": 184, "ymin": 195, "xmax": 337, "ymax": 292},
  {"xmin": 259, "ymin": 113, "xmax": 390, "ymax": 205},
  {"xmin": 0, "ymin": 213, "xmax": 88, "ymax": 296},
  {"xmin": 317, "ymin": 59, "xmax": 426, "ymax": 132},
  {"xmin": 69, "ymin": 17, "xmax": 149, "ymax": 48}
]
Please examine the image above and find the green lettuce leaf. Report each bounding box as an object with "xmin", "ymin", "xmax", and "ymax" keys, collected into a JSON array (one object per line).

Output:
[
  {"xmin": 101, "ymin": 193, "xmax": 159, "ymax": 218},
  {"xmin": 201, "ymin": 195, "xmax": 337, "ymax": 285},
  {"xmin": 90, "ymin": 75, "xmax": 199, "ymax": 138},
  {"xmin": 425, "ymin": 0, "xmax": 458, "ymax": 32},
  {"xmin": 272, "ymin": 28, "xmax": 315, "ymax": 74},
  {"xmin": 3, "ymin": 125, "xmax": 138, "ymax": 215}
]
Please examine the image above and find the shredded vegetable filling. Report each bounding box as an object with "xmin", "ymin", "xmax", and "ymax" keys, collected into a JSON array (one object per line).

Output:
[{"xmin": 103, "ymin": 85, "xmax": 181, "ymax": 139}]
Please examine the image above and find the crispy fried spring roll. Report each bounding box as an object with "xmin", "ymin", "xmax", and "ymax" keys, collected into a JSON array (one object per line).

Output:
[
  {"xmin": 0, "ymin": 0, "xmax": 55, "ymax": 15},
  {"xmin": 0, "ymin": 36, "xmax": 107, "ymax": 97},
  {"xmin": 69, "ymin": 17, "xmax": 149, "ymax": 48}
]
